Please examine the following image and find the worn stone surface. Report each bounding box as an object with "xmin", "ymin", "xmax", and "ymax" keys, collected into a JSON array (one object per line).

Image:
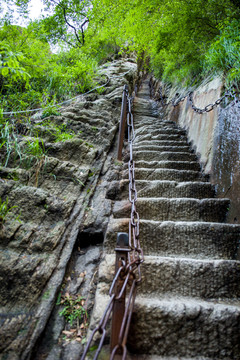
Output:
[
  {"xmin": 88, "ymin": 77, "xmax": 240, "ymax": 359},
  {"xmin": 128, "ymin": 296, "xmax": 240, "ymax": 358},
  {"xmin": 134, "ymin": 150, "xmax": 198, "ymax": 162},
  {"xmin": 124, "ymin": 168, "xmax": 207, "ymax": 182},
  {"xmin": 113, "ymin": 198, "xmax": 230, "ymax": 222},
  {"xmin": 134, "ymin": 160, "xmax": 200, "ymax": 171},
  {"xmin": 99, "ymin": 254, "xmax": 240, "ymax": 298},
  {"xmin": 104, "ymin": 219, "xmax": 240, "ymax": 259},
  {"xmin": 0, "ymin": 59, "xmax": 138, "ymax": 360},
  {"xmin": 107, "ymin": 180, "xmax": 215, "ymax": 200},
  {"xmin": 32, "ymin": 245, "xmax": 102, "ymax": 360}
]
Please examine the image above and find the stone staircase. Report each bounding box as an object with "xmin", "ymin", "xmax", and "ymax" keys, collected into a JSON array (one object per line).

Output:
[{"xmin": 91, "ymin": 79, "xmax": 240, "ymax": 359}]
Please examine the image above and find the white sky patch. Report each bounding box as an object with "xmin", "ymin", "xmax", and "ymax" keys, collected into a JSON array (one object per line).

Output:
[
  {"xmin": 1, "ymin": 0, "xmax": 48, "ymax": 26},
  {"xmin": 28, "ymin": 0, "xmax": 47, "ymax": 20}
]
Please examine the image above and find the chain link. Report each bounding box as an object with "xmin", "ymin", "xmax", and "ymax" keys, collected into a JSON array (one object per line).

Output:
[
  {"xmin": 81, "ymin": 86, "xmax": 143, "ymax": 360},
  {"xmin": 127, "ymin": 89, "xmax": 143, "ymax": 285},
  {"xmin": 161, "ymin": 85, "xmax": 239, "ymax": 114}
]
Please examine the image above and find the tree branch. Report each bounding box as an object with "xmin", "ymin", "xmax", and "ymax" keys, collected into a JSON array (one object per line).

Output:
[
  {"xmin": 80, "ymin": 18, "xmax": 89, "ymax": 45},
  {"xmin": 62, "ymin": 6, "xmax": 84, "ymax": 46}
]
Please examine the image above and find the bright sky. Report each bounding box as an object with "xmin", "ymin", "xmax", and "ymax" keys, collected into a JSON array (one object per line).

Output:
[
  {"xmin": 28, "ymin": 0, "xmax": 46, "ymax": 20},
  {"xmin": 1, "ymin": 0, "xmax": 47, "ymax": 25}
]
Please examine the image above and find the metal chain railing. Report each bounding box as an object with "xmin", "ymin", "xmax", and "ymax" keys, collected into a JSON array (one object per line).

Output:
[
  {"xmin": 81, "ymin": 86, "xmax": 143, "ymax": 360},
  {"xmin": 154, "ymin": 80, "xmax": 239, "ymax": 114},
  {"xmin": 188, "ymin": 90, "xmax": 239, "ymax": 114}
]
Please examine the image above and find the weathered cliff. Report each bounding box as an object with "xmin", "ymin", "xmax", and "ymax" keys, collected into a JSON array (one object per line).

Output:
[{"xmin": 0, "ymin": 59, "xmax": 138, "ymax": 360}]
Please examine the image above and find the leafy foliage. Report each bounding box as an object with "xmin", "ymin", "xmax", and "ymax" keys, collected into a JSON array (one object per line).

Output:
[
  {"xmin": 23, "ymin": 137, "xmax": 46, "ymax": 158},
  {"xmin": 89, "ymin": 0, "xmax": 240, "ymax": 86},
  {"xmin": 58, "ymin": 293, "xmax": 87, "ymax": 327},
  {"xmin": 204, "ymin": 19, "xmax": 240, "ymax": 86},
  {"xmin": 0, "ymin": 196, "xmax": 20, "ymax": 227},
  {"xmin": 0, "ymin": 21, "xmax": 99, "ymax": 113},
  {"xmin": 0, "ymin": 0, "xmax": 239, "ymax": 116},
  {"xmin": 0, "ymin": 118, "xmax": 22, "ymax": 166}
]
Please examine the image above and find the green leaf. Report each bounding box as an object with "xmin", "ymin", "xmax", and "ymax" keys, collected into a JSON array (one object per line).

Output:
[{"xmin": 1, "ymin": 67, "xmax": 9, "ymax": 76}]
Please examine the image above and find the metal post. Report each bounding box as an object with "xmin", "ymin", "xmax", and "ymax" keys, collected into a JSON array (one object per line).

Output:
[
  {"xmin": 117, "ymin": 86, "xmax": 128, "ymax": 161},
  {"xmin": 110, "ymin": 232, "xmax": 130, "ymax": 354}
]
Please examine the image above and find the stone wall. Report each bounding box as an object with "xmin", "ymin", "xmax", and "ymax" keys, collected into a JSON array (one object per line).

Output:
[
  {"xmin": 150, "ymin": 76, "xmax": 240, "ymax": 224},
  {"xmin": 168, "ymin": 77, "xmax": 222, "ymax": 174}
]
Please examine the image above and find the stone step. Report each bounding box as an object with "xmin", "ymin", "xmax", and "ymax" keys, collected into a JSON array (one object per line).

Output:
[
  {"xmin": 104, "ymin": 219, "xmax": 240, "ymax": 260},
  {"xmin": 134, "ymin": 118, "xmax": 179, "ymax": 126},
  {"xmin": 134, "ymin": 120, "xmax": 178, "ymax": 129},
  {"xmin": 134, "ymin": 151, "xmax": 198, "ymax": 162},
  {"xmin": 91, "ymin": 292, "xmax": 240, "ymax": 358},
  {"xmin": 134, "ymin": 140, "xmax": 190, "ymax": 147},
  {"xmin": 106, "ymin": 180, "xmax": 215, "ymax": 200},
  {"xmin": 133, "ymin": 108, "xmax": 159, "ymax": 118},
  {"xmin": 136, "ymin": 134, "xmax": 188, "ymax": 142},
  {"xmin": 134, "ymin": 118, "xmax": 167, "ymax": 126},
  {"xmin": 127, "ymin": 296, "xmax": 240, "ymax": 358},
  {"xmin": 135, "ymin": 92, "xmax": 152, "ymax": 100},
  {"xmin": 123, "ymin": 168, "xmax": 207, "ymax": 182},
  {"xmin": 133, "ymin": 122, "xmax": 182, "ymax": 131},
  {"xmin": 135, "ymin": 128, "xmax": 186, "ymax": 136},
  {"xmin": 134, "ymin": 145, "xmax": 191, "ymax": 153},
  {"xmin": 91, "ymin": 346, "xmax": 202, "ymax": 360},
  {"xmin": 99, "ymin": 255, "xmax": 240, "ymax": 299},
  {"xmin": 113, "ymin": 198, "xmax": 230, "ymax": 222},
  {"xmin": 134, "ymin": 160, "xmax": 200, "ymax": 171}
]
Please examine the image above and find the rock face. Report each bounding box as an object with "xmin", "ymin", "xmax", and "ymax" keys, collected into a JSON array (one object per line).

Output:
[
  {"xmin": 88, "ymin": 78, "xmax": 240, "ymax": 359},
  {"xmin": 0, "ymin": 59, "xmax": 138, "ymax": 360},
  {"xmin": 150, "ymin": 76, "xmax": 240, "ymax": 224}
]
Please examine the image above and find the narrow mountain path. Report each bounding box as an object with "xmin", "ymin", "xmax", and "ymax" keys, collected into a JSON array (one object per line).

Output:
[{"xmin": 95, "ymin": 77, "xmax": 240, "ymax": 359}]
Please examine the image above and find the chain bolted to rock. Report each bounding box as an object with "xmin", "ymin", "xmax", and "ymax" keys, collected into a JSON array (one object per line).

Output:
[
  {"xmin": 81, "ymin": 86, "xmax": 143, "ymax": 360},
  {"xmin": 154, "ymin": 81, "xmax": 239, "ymax": 114}
]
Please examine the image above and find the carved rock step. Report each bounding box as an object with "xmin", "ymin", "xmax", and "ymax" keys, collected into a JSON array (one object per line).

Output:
[
  {"xmin": 134, "ymin": 90, "xmax": 160, "ymax": 101},
  {"xmin": 133, "ymin": 110, "xmax": 159, "ymax": 118},
  {"xmin": 89, "ymin": 286, "xmax": 240, "ymax": 359},
  {"xmin": 134, "ymin": 118, "xmax": 171, "ymax": 126},
  {"xmin": 136, "ymin": 133, "xmax": 188, "ymax": 142},
  {"xmin": 113, "ymin": 198, "xmax": 230, "ymax": 222},
  {"xmin": 134, "ymin": 140, "xmax": 190, "ymax": 147},
  {"xmin": 134, "ymin": 119, "xmax": 179, "ymax": 128},
  {"xmin": 89, "ymin": 289, "xmax": 240, "ymax": 359},
  {"xmin": 123, "ymin": 168, "xmax": 207, "ymax": 182},
  {"xmin": 127, "ymin": 296, "xmax": 240, "ymax": 358},
  {"xmin": 99, "ymin": 254, "xmax": 240, "ymax": 299},
  {"xmin": 135, "ymin": 127, "xmax": 186, "ymax": 136},
  {"xmin": 106, "ymin": 180, "xmax": 214, "ymax": 200},
  {"xmin": 135, "ymin": 92, "xmax": 154, "ymax": 100},
  {"xmin": 133, "ymin": 145, "xmax": 191, "ymax": 153},
  {"xmin": 134, "ymin": 151, "xmax": 198, "ymax": 162},
  {"xmin": 134, "ymin": 180, "xmax": 214, "ymax": 197},
  {"xmin": 134, "ymin": 119, "xmax": 172, "ymax": 125},
  {"xmin": 134, "ymin": 160, "xmax": 200, "ymax": 171},
  {"xmin": 104, "ymin": 219, "xmax": 240, "ymax": 260},
  {"xmin": 133, "ymin": 122, "xmax": 183, "ymax": 131},
  {"xmin": 134, "ymin": 119, "xmax": 181, "ymax": 125}
]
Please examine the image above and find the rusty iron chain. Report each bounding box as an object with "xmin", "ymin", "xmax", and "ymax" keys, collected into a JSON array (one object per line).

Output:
[
  {"xmin": 81, "ymin": 87, "xmax": 143, "ymax": 360},
  {"xmin": 171, "ymin": 89, "xmax": 239, "ymax": 114},
  {"xmin": 188, "ymin": 91, "xmax": 233, "ymax": 114}
]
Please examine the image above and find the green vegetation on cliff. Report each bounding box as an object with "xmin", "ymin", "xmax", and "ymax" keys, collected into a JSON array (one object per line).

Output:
[
  {"xmin": 90, "ymin": 0, "xmax": 240, "ymax": 86},
  {"xmin": 0, "ymin": 0, "xmax": 240, "ymax": 115}
]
